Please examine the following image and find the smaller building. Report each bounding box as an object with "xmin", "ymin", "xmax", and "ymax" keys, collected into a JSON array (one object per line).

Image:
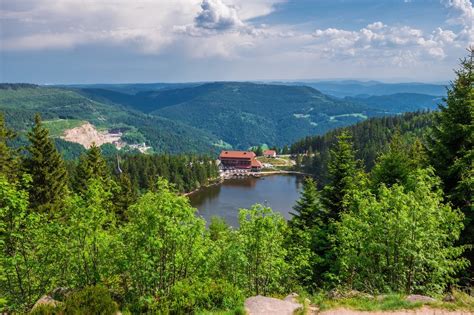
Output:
[{"xmin": 263, "ymin": 149, "xmax": 277, "ymax": 158}]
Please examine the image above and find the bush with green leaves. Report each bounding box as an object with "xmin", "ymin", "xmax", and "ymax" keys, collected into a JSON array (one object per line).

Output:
[
  {"xmin": 29, "ymin": 303, "xmax": 64, "ymax": 315},
  {"xmin": 63, "ymin": 285, "xmax": 118, "ymax": 315},
  {"xmin": 336, "ymin": 168, "xmax": 467, "ymax": 294},
  {"xmin": 160, "ymin": 279, "xmax": 244, "ymax": 313},
  {"xmin": 238, "ymin": 204, "xmax": 289, "ymax": 295},
  {"xmin": 119, "ymin": 178, "xmax": 207, "ymax": 303}
]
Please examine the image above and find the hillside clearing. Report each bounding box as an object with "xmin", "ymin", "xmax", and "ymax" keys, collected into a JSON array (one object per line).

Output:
[{"xmin": 61, "ymin": 122, "xmax": 122, "ymax": 149}]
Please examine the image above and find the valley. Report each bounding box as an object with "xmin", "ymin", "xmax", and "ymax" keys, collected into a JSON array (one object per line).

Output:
[{"xmin": 0, "ymin": 81, "xmax": 444, "ymax": 157}]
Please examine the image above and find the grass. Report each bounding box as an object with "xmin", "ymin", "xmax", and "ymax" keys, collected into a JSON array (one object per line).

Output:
[
  {"xmin": 318, "ymin": 294, "xmax": 422, "ymax": 312},
  {"xmin": 431, "ymin": 290, "xmax": 474, "ymax": 312},
  {"xmin": 301, "ymin": 290, "xmax": 474, "ymax": 313},
  {"xmin": 196, "ymin": 306, "xmax": 246, "ymax": 315},
  {"xmin": 43, "ymin": 119, "xmax": 85, "ymax": 137},
  {"xmin": 257, "ymin": 156, "xmax": 294, "ymax": 168}
]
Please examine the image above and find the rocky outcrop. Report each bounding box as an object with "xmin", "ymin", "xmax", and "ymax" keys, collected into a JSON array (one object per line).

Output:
[
  {"xmin": 32, "ymin": 295, "xmax": 61, "ymax": 309},
  {"xmin": 61, "ymin": 122, "xmax": 122, "ymax": 149},
  {"xmin": 245, "ymin": 294, "xmax": 302, "ymax": 315},
  {"xmin": 405, "ymin": 295, "xmax": 436, "ymax": 303}
]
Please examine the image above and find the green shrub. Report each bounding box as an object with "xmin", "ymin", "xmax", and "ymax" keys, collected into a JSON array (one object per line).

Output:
[
  {"xmin": 63, "ymin": 285, "xmax": 118, "ymax": 315},
  {"xmin": 30, "ymin": 303, "xmax": 64, "ymax": 315},
  {"xmin": 162, "ymin": 279, "xmax": 244, "ymax": 313}
]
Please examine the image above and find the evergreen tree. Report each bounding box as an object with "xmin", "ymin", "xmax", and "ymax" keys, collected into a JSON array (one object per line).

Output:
[
  {"xmin": 372, "ymin": 132, "xmax": 430, "ymax": 190},
  {"xmin": 287, "ymin": 177, "xmax": 330, "ymax": 288},
  {"xmin": 290, "ymin": 177, "xmax": 326, "ymax": 230},
  {"xmin": 74, "ymin": 144, "xmax": 112, "ymax": 194},
  {"xmin": 24, "ymin": 114, "xmax": 68, "ymax": 214},
  {"xmin": 0, "ymin": 113, "xmax": 20, "ymax": 181},
  {"xmin": 322, "ymin": 131, "xmax": 361, "ymax": 219},
  {"xmin": 113, "ymin": 173, "xmax": 138, "ymax": 222},
  {"xmin": 428, "ymin": 48, "xmax": 473, "ymax": 211},
  {"xmin": 427, "ymin": 48, "xmax": 473, "ymax": 275}
]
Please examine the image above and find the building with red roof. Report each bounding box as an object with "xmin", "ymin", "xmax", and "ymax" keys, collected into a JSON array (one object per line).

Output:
[
  {"xmin": 263, "ymin": 149, "xmax": 277, "ymax": 158},
  {"xmin": 219, "ymin": 150, "xmax": 262, "ymax": 171}
]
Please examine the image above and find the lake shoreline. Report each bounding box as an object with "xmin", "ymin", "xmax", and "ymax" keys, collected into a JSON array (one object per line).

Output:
[{"xmin": 184, "ymin": 170, "xmax": 310, "ymax": 197}]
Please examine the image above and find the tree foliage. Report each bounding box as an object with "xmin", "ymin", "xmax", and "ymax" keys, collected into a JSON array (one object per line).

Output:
[
  {"xmin": 24, "ymin": 114, "xmax": 68, "ymax": 214},
  {"xmin": 336, "ymin": 169, "xmax": 466, "ymax": 294},
  {"xmin": 428, "ymin": 49, "xmax": 473, "ymax": 267}
]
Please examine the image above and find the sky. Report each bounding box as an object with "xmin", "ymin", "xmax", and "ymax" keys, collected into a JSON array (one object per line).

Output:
[{"xmin": 0, "ymin": 0, "xmax": 473, "ymax": 84}]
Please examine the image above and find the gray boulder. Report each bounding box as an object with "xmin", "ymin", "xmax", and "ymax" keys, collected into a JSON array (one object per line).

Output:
[
  {"xmin": 405, "ymin": 294, "xmax": 436, "ymax": 303},
  {"xmin": 245, "ymin": 295, "xmax": 302, "ymax": 315}
]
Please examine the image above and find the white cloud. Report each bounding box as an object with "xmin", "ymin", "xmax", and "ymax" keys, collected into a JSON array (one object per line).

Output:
[
  {"xmin": 1, "ymin": 0, "xmax": 281, "ymax": 53},
  {"xmin": 0, "ymin": 0, "xmax": 472, "ymax": 79},
  {"xmin": 443, "ymin": 0, "xmax": 474, "ymax": 42},
  {"xmin": 194, "ymin": 0, "xmax": 244, "ymax": 30},
  {"xmin": 307, "ymin": 13, "xmax": 472, "ymax": 65}
]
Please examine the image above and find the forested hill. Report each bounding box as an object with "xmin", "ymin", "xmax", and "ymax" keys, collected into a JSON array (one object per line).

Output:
[
  {"xmin": 291, "ymin": 111, "xmax": 434, "ymax": 184},
  {"xmin": 1, "ymin": 82, "xmax": 444, "ymax": 154},
  {"xmin": 293, "ymin": 80, "xmax": 447, "ymax": 97},
  {"xmin": 75, "ymin": 81, "xmax": 439, "ymax": 149},
  {"xmin": 0, "ymin": 84, "xmax": 222, "ymax": 154},
  {"xmin": 345, "ymin": 93, "xmax": 442, "ymax": 113}
]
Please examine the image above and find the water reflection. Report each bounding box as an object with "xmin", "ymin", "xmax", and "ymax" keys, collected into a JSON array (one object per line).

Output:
[{"xmin": 188, "ymin": 175, "xmax": 304, "ymax": 227}]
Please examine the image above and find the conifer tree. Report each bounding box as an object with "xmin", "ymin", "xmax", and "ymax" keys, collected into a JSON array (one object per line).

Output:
[
  {"xmin": 428, "ymin": 48, "xmax": 473, "ymax": 273},
  {"xmin": 287, "ymin": 177, "xmax": 330, "ymax": 288},
  {"xmin": 290, "ymin": 177, "xmax": 326, "ymax": 230},
  {"xmin": 322, "ymin": 131, "xmax": 361, "ymax": 218},
  {"xmin": 74, "ymin": 144, "xmax": 112, "ymax": 194},
  {"xmin": 428, "ymin": 48, "xmax": 473, "ymax": 211},
  {"xmin": 113, "ymin": 173, "xmax": 137, "ymax": 222},
  {"xmin": 24, "ymin": 114, "xmax": 68, "ymax": 213},
  {"xmin": 0, "ymin": 113, "xmax": 20, "ymax": 181},
  {"xmin": 372, "ymin": 132, "xmax": 429, "ymax": 190}
]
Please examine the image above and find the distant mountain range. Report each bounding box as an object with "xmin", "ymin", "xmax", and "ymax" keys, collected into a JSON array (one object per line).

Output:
[
  {"xmin": 0, "ymin": 80, "xmax": 445, "ymax": 153},
  {"xmin": 276, "ymin": 80, "xmax": 447, "ymax": 98}
]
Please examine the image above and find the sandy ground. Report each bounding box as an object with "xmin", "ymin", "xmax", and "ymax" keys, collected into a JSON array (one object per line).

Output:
[
  {"xmin": 61, "ymin": 122, "xmax": 122, "ymax": 149},
  {"xmin": 319, "ymin": 306, "xmax": 473, "ymax": 315}
]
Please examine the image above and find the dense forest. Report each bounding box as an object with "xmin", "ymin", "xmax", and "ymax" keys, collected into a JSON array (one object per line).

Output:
[
  {"xmin": 290, "ymin": 111, "xmax": 434, "ymax": 184},
  {"xmin": 0, "ymin": 51, "xmax": 472, "ymax": 314}
]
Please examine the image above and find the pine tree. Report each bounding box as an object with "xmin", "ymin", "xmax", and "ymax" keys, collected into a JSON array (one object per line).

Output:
[
  {"xmin": 428, "ymin": 48, "xmax": 473, "ymax": 211},
  {"xmin": 112, "ymin": 173, "xmax": 138, "ymax": 222},
  {"xmin": 24, "ymin": 114, "xmax": 68, "ymax": 214},
  {"xmin": 74, "ymin": 144, "xmax": 111, "ymax": 194},
  {"xmin": 290, "ymin": 177, "xmax": 326, "ymax": 230},
  {"xmin": 288, "ymin": 177, "xmax": 330, "ymax": 288},
  {"xmin": 322, "ymin": 131, "xmax": 361, "ymax": 219},
  {"xmin": 0, "ymin": 113, "xmax": 20, "ymax": 181},
  {"xmin": 427, "ymin": 48, "xmax": 474, "ymax": 274},
  {"xmin": 371, "ymin": 131, "xmax": 411, "ymax": 188}
]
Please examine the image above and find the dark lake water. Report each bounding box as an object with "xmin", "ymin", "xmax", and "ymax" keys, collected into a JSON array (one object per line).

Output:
[{"xmin": 188, "ymin": 174, "xmax": 304, "ymax": 226}]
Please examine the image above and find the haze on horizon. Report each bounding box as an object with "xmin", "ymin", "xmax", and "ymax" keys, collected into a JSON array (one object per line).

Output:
[{"xmin": 1, "ymin": 0, "xmax": 473, "ymax": 84}]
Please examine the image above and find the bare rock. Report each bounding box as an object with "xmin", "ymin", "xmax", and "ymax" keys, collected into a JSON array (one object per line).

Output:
[
  {"xmin": 283, "ymin": 292, "xmax": 299, "ymax": 303},
  {"xmin": 328, "ymin": 289, "xmax": 373, "ymax": 300},
  {"xmin": 405, "ymin": 294, "xmax": 436, "ymax": 303},
  {"xmin": 443, "ymin": 293, "xmax": 456, "ymax": 302},
  {"xmin": 245, "ymin": 295, "xmax": 302, "ymax": 315},
  {"xmin": 32, "ymin": 295, "xmax": 60, "ymax": 310}
]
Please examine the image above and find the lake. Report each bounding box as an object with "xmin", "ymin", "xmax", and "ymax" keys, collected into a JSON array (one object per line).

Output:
[{"xmin": 188, "ymin": 174, "xmax": 304, "ymax": 226}]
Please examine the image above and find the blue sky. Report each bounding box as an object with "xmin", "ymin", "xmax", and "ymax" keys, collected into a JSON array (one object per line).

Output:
[{"xmin": 1, "ymin": 0, "xmax": 472, "ymax": 84}]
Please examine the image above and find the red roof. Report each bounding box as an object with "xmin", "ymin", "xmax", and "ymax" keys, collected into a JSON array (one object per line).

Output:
[
  {"xmin": 251, "ymin": 159, "xmax": 263, "ymax": 168},
  {"xmin": 263, "ymin": 150, "xmax": 277, "ymax": 155},
  {"xmin": 220, "ymin": 150, "xmax": 256, "ymax": 159}
]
